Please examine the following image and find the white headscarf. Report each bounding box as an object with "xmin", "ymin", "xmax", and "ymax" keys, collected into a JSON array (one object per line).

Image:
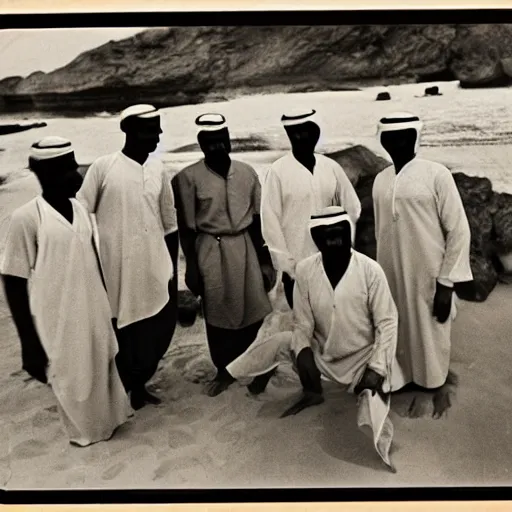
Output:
[{"xmin": 377, "ymin": 111, "xmax": 423, "ymax": 154}]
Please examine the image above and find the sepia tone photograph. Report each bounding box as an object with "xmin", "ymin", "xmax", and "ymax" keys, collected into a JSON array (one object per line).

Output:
[{"xmin": 1, "ymin": 13, "xmax": 512, "ymax": 494}]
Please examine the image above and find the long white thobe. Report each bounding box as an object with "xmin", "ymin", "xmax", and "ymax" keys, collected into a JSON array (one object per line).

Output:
[
  {"xmin": 1, "ymin": 197, "xmax": 132, "ymax": 446},
  {"xmin": 261, "ymin": 153, "xmax": 361, "ymax": 279},
  {"xmin": 227, "ymin": 250, "xmax": 398, "ymax": 468},
  {"xmin": 228, "ymin": 250, "xmax": 398, "ymax": 390},
  {"xmin": 77, "ymin": 151, "xmax": 178, "ymax": 329},
  {"xmin": 372, "ymin": 157, "xmax": 473, "ymax": 389}
]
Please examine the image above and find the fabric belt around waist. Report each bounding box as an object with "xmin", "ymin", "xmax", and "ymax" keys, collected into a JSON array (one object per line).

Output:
[{"xmin": 199, "ymin": 228, "xmax": 248, "ymax": 242}]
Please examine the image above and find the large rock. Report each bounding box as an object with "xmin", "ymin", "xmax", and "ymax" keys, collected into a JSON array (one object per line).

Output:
[
  {"xmin": 327, "ymin": 144, "xmax": 390, "ymax": 186},
  {"xmin": 4, "ymin": 25, "xmax": 512, "ymax": 112}
]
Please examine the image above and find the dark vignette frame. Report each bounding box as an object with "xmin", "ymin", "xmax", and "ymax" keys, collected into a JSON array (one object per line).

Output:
[{"xmin": 0, "ymin": 7, "xmax": 511, "ymax": 505}]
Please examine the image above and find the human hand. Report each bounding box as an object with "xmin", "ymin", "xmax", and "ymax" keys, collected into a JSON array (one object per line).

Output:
[
  {"xmin": 433, "ymin": 281, "xmax": 453, "ymax": 323},
  {"xmin": 261, "ymin": 263, "xmax": 277, "ymax": 292},
  {"xmin": 354, "ymin": 367, "xmax": 384, "ymax": 396},
  {"xmin": 185, "ymin": 264, "xmax": 203, "ymax": 298}
]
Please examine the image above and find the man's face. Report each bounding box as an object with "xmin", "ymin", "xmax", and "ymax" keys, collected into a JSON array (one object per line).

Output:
[
  {"xmin": 126, "ymin": 117, "xmax": 162, "ymax": 153},
  {"xmin": 285, "ymin": 121, "xmax": 320, "ymax": 155},
  {"xmin": 198, "ymin": 128, "xmax": 231, "ymax": 159},
  {"xmin": 311, "ymin": 221, "xmax": 352, "ymax": 255},
  {"xmin": 32, "ymin": 153, "xmax": 83, "ymax": 198},
  {"xmin": 380, "ymin": 128, "xmax": 417, "ymax": 162}
]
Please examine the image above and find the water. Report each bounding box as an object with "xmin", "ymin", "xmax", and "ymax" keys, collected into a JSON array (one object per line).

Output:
[{"xmin": 1, "ymin": 81, "xmax": 512, "ymax": 192}]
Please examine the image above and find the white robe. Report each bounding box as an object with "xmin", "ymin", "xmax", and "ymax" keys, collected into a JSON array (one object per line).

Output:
[
  {"xmin": 1, "ymin": 197, "xmax": 132, "ymax": 446},
  {"xmin": 227, "ymin": 251, "xmax": 398, "ymax": 468},
  {"xmin": 372, "ymin": 157, "xmax": 473, "ymax": 389},
  {"xmin": 261, "ymin": 153, "xmax": 361, "ymax": 279},
  {"xmin": 77, "ymin": 151, "xmax": 178, "ymax": 329}
]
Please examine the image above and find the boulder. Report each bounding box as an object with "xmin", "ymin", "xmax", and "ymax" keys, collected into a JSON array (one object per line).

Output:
[
  {"xmin": 326, "ymin": 144, "xmax": 390, "ymax": 186},
  {"xmin": 424, "ymin": 85, "xmax": 441, "ymax": 96},
  {"xmin": 491, "ymin": 191, "xmax": 512, "ymax": 283},
  {"xmin": 376, "ymin": 91, "xmax": 391, "ymax": 101}
]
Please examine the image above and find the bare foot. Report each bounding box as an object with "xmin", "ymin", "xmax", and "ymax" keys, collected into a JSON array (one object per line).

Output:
[
  {"xmin": 205, "ymin": 370, "xmax": 236, "ymax": 397},
  {"xmin": 432, "ymin": 371, "xmax": 457, "ymax": 419},
  {"xmin": 130, "ymin": 391, "xmax": 146, "ymax": 411},
  {"xmin": 280, "ymin": 392, "xmax": 325, "ymax": 418},
  {"xmin": 205, "ymin": 379, "xmax": 234, "ymax": 397},
  {"xmin": 143, "ymin": 389, "xmax": 162, "ymax": 405},
  {"xmin": 407, "ymin": 394, "xmax": 431, "ymax": 419},
  {"xmin": 247, "ymin": 368, "xmax": 277, "ymax": 395}
]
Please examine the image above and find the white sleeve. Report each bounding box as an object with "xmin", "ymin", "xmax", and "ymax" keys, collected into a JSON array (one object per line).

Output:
[
  {"xmin": 0, "ymin": 210, "xmax": 38, "ymax": 279},
  {"xmin": 160, "ymin": 171, "xmax": 178, "ymax": 235},
  {"xmin": 435, "ymin": 167, "xmax": 473, "ymax": 286},
  {"xmin": 367, "ymin": 262, "xmax": 398, "ymax": 379},
  {"xmin": 260, "ymin": 167, "xmax": 296, "ymax": 276},
  {"xmin": 76, "ymin": 160, "xmax": 102, "ymax": 214}
]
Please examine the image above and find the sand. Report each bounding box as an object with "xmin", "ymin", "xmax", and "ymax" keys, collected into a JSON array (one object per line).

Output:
[{"xmin": 1, "ymin": 166, "xmax": 512, "ymax": 490}]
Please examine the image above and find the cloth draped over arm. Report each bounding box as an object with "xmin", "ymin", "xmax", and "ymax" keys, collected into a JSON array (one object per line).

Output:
[
  {"xmin": 435, "ymin": 167, "xmax": 473, "ymax": 287},
  {"xmin": 290, "ymin": 264, "xmax": 315, "ymax": 357},
  {"xmin": 260, "ymin": 168, "xmax": 296, "ymax": 277},
  {"xmin": 366, "ymin": 262, "xmax": 399, "ymax": 386}
]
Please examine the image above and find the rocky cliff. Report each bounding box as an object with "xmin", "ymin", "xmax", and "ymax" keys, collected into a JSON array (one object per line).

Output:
[{"xmin": 2, "ymin": 24, "xmax": 512, "ymax": 113}]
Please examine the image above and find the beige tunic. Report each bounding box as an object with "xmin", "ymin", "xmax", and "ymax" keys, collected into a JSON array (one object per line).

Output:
[
  {"xmin": 77, "ymin": 151, "xmax": 178, "ymax": 329},
  {"xmin": 173, "ymin": 159, "xmax": 272, "ymax": 330},
  {"xmin": 1, "ymin": 197, "xmax": 131, "ymax": 446},
  {"xmin": 373, "ymin": 158, "xmax": 473, "ymax": 389},
  {"xmin": 261, "ymin": 153, "xmax": 361, "ymax": 279}
]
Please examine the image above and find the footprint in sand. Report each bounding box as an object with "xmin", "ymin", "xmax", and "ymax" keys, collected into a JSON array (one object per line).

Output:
[
  {"xmin": 214, "ymin": 420, "xmax": 246, "ymax": 444},
  {"xmin": 12, "ymin": 439, "xmax": 48, "ymax": 460},
  {"xmin": 209, "ymin": 405, "xmax": 233, "ymax": 423},
  {"xmin": 102, "ymin": 462, "xmax": 127, "ymax": 481},
  {"xmin": 167, "ymin": 428, "xmax": 196, "ymax": 449},
  {"xmin": 153, "ymin": 456, "xmax": 201, "ymax": 481},
  {"xmin": 32, "ymin": 410, "xmax": 57, "ymax": 429},
  {"xmin": 171, "ymin": 407, "xmax": 204, "ymax": 425}
]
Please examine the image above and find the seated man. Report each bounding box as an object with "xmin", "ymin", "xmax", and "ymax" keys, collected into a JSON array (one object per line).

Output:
[{"xmin": 212, "ymin": 206, "xmax": 399, "ymax": 469}]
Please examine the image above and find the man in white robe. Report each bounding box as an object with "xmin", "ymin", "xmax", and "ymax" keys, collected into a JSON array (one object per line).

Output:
[
  {"xmin": 77, "ymin": 104, "xmax": 179, "ymax": 410},
  {"xmin": 372, "ymin": 112, "xmax": 473, "ymax": 394},
  {"xmin": 261, "ymin": 108, "xmax": 361, "ymax": 308},
  {"xmin": 210, "ymin": 207, "xmax": 399, "ymax": 469},
  {"xmin": 1, "ymin": 137, "xmax": 132, "ymax": 446}
]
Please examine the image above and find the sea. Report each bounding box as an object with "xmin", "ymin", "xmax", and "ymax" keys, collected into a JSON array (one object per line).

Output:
[{"xmin": 1, "ymin": 81, "xmax": 512, "ymax": 192}]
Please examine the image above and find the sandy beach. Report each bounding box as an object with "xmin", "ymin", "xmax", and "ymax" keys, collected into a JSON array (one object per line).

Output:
[
  {"xmin": 1, "ymin": 167, "xmax": 512, "ymax": 489},
  {"xmin": 1, "ymin": 83, "xmax": 512, "ymax": 489}
]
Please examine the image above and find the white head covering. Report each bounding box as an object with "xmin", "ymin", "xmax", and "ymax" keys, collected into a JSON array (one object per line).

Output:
[
  {"xmin": 195, "ymin": 113, "xmax": 227, "ymax": 134},
  {"xmin": 120, "ymin": 104, "xmax": 160, "ymax": 122},
  {"xmin": 281, "ymin": 108, "xmax": 319, "ymax": 127},
  {"xmin": 30, "ymin": 136, "xmax": 74, "ymax": 161},
  {"xmin": 377, "ymin": 111, "xmax": 423, "ymax": 153},
  {"xmin": 309, "ymin": 205, "xmax": 355, "ymax": 246}
]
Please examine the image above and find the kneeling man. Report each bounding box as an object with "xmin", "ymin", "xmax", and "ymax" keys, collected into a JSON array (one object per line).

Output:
[{"xmin": 213, "ymin": 206, "xmax": 399, "ymax": 469}]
